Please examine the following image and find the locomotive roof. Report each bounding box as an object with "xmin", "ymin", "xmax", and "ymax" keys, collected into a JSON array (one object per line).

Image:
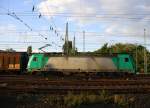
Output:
[{"xmin": 31, "ymin": 52, "xmax": 133, "ymax": 57}]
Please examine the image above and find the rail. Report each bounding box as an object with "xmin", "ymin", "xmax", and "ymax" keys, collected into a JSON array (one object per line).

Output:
[{"xmin": 0, "ymin": 75, "xmax": 150, "ymax": 94}]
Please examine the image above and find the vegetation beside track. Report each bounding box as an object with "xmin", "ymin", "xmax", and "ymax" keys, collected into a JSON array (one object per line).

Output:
[
  {"xmin": 0, "ymin": 91, "xmax": 149, "ymax": 108},
  {"xmin": 14, "ymin": 91, "xmax": 130, "ymax": 108}
]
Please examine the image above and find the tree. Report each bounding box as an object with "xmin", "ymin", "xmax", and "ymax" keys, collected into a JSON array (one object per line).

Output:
[
  {"xmin": 95, "ymin": 43, "xmax": 109, "ymax": 54},
  {"xmin": 94, "ymin": 43, "xmax": 150, "ymax": 73},
  {"xmin": 5, "ymin": 48, "xmax": 16, "ymax": 52}
]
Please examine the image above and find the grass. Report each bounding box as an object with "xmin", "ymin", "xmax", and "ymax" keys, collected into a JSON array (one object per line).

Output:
[{"xmin": 16, "ymin": 91, "xmax": 132, "ymax": 108}]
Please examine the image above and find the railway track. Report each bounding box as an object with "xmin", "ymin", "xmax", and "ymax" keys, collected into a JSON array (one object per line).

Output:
[{"xmin": 0, "ymin": 75, "xmax": 150, "ymax": 94}]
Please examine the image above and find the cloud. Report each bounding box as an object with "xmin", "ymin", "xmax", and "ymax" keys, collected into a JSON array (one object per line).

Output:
[
  {"xmin": 0, "ymin": 24, "xmax": 48, "ymax": 52},
  {"xmin": 38, "ymin": 0, "xmax": 150, "ymax": 25},
  {"xmin": 37, "ymin": 0, "xmax": 100, "ymax": 24},
  {"xmin": 0, "ymin": 24, "xmax": 16, "ymax": 35},
  {"xmin": 23, "ymin": 0, "xmax": 32, "ymax": 5},
  {"xmin": 37, "ymin": 0, "xmax": 150, "ymax": 51}
]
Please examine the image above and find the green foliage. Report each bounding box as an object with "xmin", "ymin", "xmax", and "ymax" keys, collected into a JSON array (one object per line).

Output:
[
  {"xmin": 94, "ymin": 43, "xmax": 150, "ymax": 73},
  {"xmin": 98, "ymin": 43, "xmax": 110, "ymax": 53},
  {"xmin": 64, "ymin": 92, "xmax": 83, "ymax": 107},
  {"xmin": 114, "ymin": 95, "xmax": 128, "ymax": 107},
  {"xmin": 40, "ymin": 95, "xmax": 63, "ymax": 107},
  {"xmin": 16, "ymin": 93, "xmax": 133, "ymax": 108},
  {"xmin": 64, "ymin": 91, "xmax": 126, "ymax": 108},
  {"xmin": 5, "ymin": 48, "xmax": 16, "ymax": 52}
]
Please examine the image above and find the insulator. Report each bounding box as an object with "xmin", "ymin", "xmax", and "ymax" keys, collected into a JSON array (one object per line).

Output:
[
  {"xmin": 39, "ymin": 13, "xmax": 42, "ymax": 18},
  {"xmin": 32, "ymin": 6, "xmax": 35, "ymax": 12}
]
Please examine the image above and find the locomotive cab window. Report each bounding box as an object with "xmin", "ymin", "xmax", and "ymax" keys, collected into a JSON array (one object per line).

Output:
[
  {"xmin": 124, "ymin": 58, "xmax": 129, "ymax": 62},
  {"xmin": 33, "ymin": 57, "xmax": 38, "ymax": 62}
]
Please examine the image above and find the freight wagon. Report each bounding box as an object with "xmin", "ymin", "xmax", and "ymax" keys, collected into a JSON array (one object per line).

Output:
[
  {"xmin": 0, "ymin": 52, "xmax": 28, "ymax": 74},
  {"xmin": 27, "ymin": 53, "xmax": 136, "ymax": 76}
]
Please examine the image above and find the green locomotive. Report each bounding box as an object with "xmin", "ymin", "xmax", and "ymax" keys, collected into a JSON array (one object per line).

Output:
[{"xmin": 27, "ymin": 53, "xmax": 136, "ymax": 76}]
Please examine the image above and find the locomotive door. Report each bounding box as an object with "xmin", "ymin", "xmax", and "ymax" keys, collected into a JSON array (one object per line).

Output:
[{"xmin": 117, "ymin": 54, "xmax": 134, "ymax": 72}]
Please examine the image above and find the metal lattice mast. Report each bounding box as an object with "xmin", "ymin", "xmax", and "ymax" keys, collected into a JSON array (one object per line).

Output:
[
  {"xmin": 73, "ymin": 35, "xmax": 76, "ymax": 53},
  {"xmin": 65, "ymin": 22, "xmax": 69, "ymax": 55},
  {"xmin": 144, "ymin": 28, "xmax": 147, "ymax": 73},
  {"xmin": 83, "ymin": 31, "xmax": 85, "ymax": 52}
]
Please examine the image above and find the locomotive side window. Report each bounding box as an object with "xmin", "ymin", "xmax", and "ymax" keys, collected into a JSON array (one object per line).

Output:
[
  {"xmin": 33, "ymin": 57, "xmax": 38, "ymax": 62},
  {"xmin": 124, "ymin": 58, "xmax": 129, "ymax": 62}
]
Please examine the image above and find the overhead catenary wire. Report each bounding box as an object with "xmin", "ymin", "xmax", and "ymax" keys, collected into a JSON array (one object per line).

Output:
[
  {"xmin": 43, "ymin": 2, "xmax": 65, "ymax": 42},
  {"xmin": 1, "ymin": 6, "xmax": 149, "ymax": 46},
  {"xmin": 3, "ymin": 11, "xmax": 150, "ymax": 16},
  {"xmin": 0, "ymin": 30, "xmax": 148, "ymax": 37},
  {"xmin": 1, "ymin": 12, "xmax": 150, "ymax": 22},
  {"xmin": 8, "ymin": 12, "xmax": 33, "ymax": 31},
  {"xmin": 7, "ymin": 12, "xmax": 48, "ymax": 40},
  {"xmin": 0, "ymin": 6, "xmax": 48, "ymax": 40},
  {"xmin": 28, "ymin": 1, "xmax": 65, "ymax": 50},
  {"xmin": 0, "ymin": 3, "xmax": 150, "ymax": 52}
]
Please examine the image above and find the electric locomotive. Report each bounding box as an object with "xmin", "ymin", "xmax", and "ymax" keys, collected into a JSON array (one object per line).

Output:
[{"xmin": 27, "ymin": 53, "xmax": 136, "ymax": 76}]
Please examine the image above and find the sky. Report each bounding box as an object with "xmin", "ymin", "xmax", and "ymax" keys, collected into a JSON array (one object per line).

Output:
[{"xmin": 0, "ymin": 0, "xmax": 150, "ymax": 52}]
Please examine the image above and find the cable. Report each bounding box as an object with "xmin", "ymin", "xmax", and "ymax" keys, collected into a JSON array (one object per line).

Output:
[
  {"xmin": 8, "ymin": 12, "xmax": 32, "ymax": 31},
  {"xmin": 0, "ymin": 41, "xmax": 48, "ymax": 43},
  {"xmin": 1, "ymin": 12, "xmax": 150, "ymax": 21},
  {"xmin": 0, "ymin": 30, "xmax": 148, "ymax": 37},
  {"xmin": 8, "ymin": 12, "xmax": 47, "ymax": 40},
  {"xmin": 0, "ymin": 6, "xmax": 48, "ymax": 40}
]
